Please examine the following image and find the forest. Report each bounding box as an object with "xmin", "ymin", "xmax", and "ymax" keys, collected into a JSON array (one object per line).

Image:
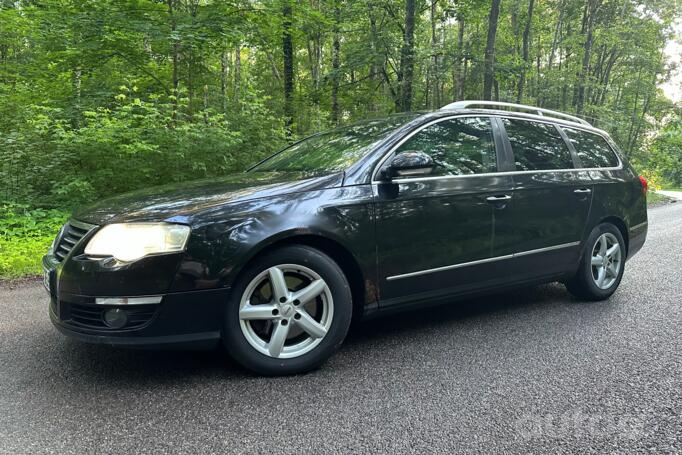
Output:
[{"xmin": 1, "ymin": 0, "xmax": 682, "ymax": 277}]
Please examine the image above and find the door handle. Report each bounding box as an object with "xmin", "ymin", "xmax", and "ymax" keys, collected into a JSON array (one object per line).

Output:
[
  {"xmin": 486, "ymin": 195, "xmax": 512, "ymax": 203},
  {"xmin": 574, "ymin": 188, "xmax": 592, "ymax": 194}
]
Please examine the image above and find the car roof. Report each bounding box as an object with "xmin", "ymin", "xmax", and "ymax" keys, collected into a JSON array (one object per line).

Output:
[{"xmin": 414, "ymin": 108, "xmax": 611, "ymax": 138}]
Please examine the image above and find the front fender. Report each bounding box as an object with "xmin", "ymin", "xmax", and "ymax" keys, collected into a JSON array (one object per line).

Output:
[{"xmin": 168, "ymin": 185, "xmax": 376, "ymax": 294}]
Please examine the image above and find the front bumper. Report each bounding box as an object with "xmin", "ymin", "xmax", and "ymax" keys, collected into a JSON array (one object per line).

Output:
[
  {"xmin": 44, "ymin": 254, "xmax": 229, "ymax": 349},
  {"xmin": 48, "ymin": 288, "xmax": 228, "ymax": 349}
]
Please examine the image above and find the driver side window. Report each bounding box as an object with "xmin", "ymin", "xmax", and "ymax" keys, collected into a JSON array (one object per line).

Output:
[{"xmin": 395, "ymin": 117, "xmax": 497, "ymax": 177}]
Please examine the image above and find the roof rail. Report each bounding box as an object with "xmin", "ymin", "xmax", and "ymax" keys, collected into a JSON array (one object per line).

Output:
[{"xmin": 440, "ymin": 100, "xmax": 591, "ymax": 126}]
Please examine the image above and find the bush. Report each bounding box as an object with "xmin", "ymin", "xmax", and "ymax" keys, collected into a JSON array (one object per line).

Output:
[
  {"xmin": 643, "ymin": 114, "xmax": 682, "ymax": 188},
  {"xmin": 0, "ymin": 203, "xmax": 68, "ymax": 278},
  {"xmin": 0, "ymin": 91, "xmax": 287, "ymax": 208}
]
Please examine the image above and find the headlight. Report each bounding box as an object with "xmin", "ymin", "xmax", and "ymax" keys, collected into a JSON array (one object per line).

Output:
[{"xmin": 84, "ymin": 223, "xmax": 191, "ymax": 262}]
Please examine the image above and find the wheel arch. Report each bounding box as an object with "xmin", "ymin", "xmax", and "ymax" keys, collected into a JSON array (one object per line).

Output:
[
  {"xmin": 598, "ymin": 216, "xmax": 629, "ymax": 255},
  {"xmin": 231, "ymin": 232, "xmax": 367, "ymax": 321}
]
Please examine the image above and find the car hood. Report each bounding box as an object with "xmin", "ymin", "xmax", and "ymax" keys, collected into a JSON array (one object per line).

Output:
[{"xmin": 72, "ymin": 171, "xmax": 345, "ymax": 225}]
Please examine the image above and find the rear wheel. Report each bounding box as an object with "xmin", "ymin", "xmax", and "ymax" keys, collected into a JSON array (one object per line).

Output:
[
  {"xmin": 566, "ymin": 223, "xmax": 626, "ymax": 301},
  {"xmin": 223, "ymin": 245, "xmax": 352, "ymax": 375}
]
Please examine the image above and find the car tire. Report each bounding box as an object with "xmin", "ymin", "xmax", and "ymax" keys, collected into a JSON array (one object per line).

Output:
[
  {"xmin": 566, "ymin": 223, "xmax": 626, "ymax": 301},
  {"xmin": 223, "ymin": 245, "xmax": 352, "ymax": 375}
]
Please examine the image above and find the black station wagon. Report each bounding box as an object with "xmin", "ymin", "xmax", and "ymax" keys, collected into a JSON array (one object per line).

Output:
[{"xmin": 44, "ymin": 101, "xmax": 648, "ymax": 375}]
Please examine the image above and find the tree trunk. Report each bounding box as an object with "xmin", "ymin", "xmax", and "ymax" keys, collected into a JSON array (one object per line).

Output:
[
  {"xmin": 547, "ymin": 4, "xmax": 564, "ymax": 70},
  {"xmin": 168, "ymin": 0, "xmax": 179, "ymax": 121},
  {"xmin": 398, "ymin": 0, "xmax": 416, "ymax": 111},
  {"xmin": 626, "ymin": 68, "xmax": 642, "ymax": 152},
  {"xmin": 462, "ymin": 58, "xmax": 469, "ymax": 98},
  {"xmin": 368, "ymin": 2, "xmax": 380, "ymax": 112},
  {"xmin": 454, "ymin": 17, "xmax": 465, "ymax": 100},
  {"xmin": 186, "ymin": 0, "xmax": 198, "ymax": 118},
  {"xmin": 203, "ymin": 84, "xmax": 209, "ymax": 123},
  {"xmin": 516, "ymin": 0, "xmax": 535, "ymax": 103},
  {"xmin": 428, "ymin": 0, "xmax": 440, "ymax": 109},
  {"xmin": 575, "ymin": 0, "xmax": 600, "ymax": 115},
  {"xmin": 72, "ymin": 67, "xmax": 81, "ymax": 127},
  {"xmin": 305, "ymin": 0, "xmax": 322, "ymax": 107},
  {"xmin": 561, "ymin": 22, "xmax": 572, "ymax": 110},
  {"xmin": 539, "ymin": 3, "xmax": 564, "ymax": 106},
  {"xmin": 483, "ymin": 0, "xmax": 501, "ymax": 100},
  {"xmin": 629, "ymin": 70, "xmax": 658, "ymax": 153},
  {"xmin": 220, "ymin": 50, "xmax": 228, "ymax": 113},
  {"xmin": 533, "ymin": 33, "xmax": 541, "ymax": 99},
  {"xmin": 234, "ymin": 42, "xmax": 241, "ymax": 103},
  {"xmin": 282, "ymin": 1, "xmax": 294, "ymax": 135},
  {"xmin": 331, "ymin": 0, "xmax": 341, "ymax": 124},
  {"xmin": 596, "ymin": 48, "xmax": 618, "ymax": 106}
]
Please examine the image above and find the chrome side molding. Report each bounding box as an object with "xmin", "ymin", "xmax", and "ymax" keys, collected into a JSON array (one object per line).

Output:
[
  {"xmin": 629, "ymin": 221, "xmax": 648, "ymax": 232},
  {"xmin": 386, "ymin": 241, "xmax": 581, "ymax": 281}
]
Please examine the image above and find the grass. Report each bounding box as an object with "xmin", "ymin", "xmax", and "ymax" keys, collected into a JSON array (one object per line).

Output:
[
  {"xmin": 0, "ymin": 204, "xmax": 68, "ymax": 279},
  {"xmin": 647, "ymin": 191, "xmax": 673, "ymax": 207}
]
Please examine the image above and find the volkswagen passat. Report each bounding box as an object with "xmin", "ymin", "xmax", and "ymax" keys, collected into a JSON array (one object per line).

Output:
[{"xmin": 44, "ymin": 101, "xmax": 648, "ymax": 375}]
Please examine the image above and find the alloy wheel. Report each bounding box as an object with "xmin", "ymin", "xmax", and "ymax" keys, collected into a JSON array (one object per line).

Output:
[
  {"xmin": 590, "ymin": 232, "xmax": 622, "ymax": 290},
  {"xmin": 238, "ymin": 264, "xmax": 334, "ymax": 359}
]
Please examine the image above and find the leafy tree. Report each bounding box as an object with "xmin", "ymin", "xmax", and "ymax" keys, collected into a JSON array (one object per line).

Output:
[
  {"xmin": 647, "ymin": 111, "xmax": 682, "ymax": 186},
  {"xmin": 0, "ymin": 0, "xmax": 680, "ymax": 209}
]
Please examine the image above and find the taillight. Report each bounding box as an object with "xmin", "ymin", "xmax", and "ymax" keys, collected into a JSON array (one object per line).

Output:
[{"xmin": 639, "ymin": 175, "xmax": 648, "ymax": 195}]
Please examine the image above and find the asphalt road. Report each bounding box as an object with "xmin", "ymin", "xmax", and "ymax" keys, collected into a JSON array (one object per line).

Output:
[{"xmin": 1, "ymin": 204, "xmax": 681, "ymax": 454}]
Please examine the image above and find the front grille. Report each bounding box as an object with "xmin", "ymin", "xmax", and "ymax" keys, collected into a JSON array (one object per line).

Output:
[
  {"xmin": 68, "ymin": 303, "xmax": 158, "ymax": 330},
  {"xmin": 54, "ymin": 221, "xmax": 96, "ymax": 262}
]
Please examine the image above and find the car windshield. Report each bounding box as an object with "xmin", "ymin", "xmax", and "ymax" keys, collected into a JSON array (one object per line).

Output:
[{"xmin": 250, "ymin": 114, "xmax": 419, "ymax": 173}]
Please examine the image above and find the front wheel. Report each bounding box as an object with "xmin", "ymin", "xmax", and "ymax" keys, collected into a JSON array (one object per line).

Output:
[
  {"xmin": 223, "ymin": 245, "xmax": 352, "ymax": 375},
  {"xmin": 566, "ymin": 223, "xmax": 626, "ymax": 301}
]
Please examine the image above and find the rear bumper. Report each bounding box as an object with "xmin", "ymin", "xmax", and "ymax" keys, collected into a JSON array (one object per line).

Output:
[
  {"xmin": 627, "ymin": 220, "xmax": 647, "ymax": 259},
  {"xmin": 48, "ymin": 285, "xmax": 229, "ymax": 349}
]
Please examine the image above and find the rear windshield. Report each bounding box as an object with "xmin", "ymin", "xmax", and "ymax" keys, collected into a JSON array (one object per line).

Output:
[
  {"xmin": 562, "ymin": 128, "xmax": 620, "ymax": 168},
  {"xmin": 250, "ymin": 114, "xmax": 419, "ymax": 173}
]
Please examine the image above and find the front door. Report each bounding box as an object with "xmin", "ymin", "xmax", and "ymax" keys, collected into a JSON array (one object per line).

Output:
[{"xmin": 374, "ymin": 116, "xmax": 514, "ymax": 306}]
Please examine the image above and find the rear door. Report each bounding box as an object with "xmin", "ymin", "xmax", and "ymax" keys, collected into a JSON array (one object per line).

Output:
[
  {"xmin": 374, "ymin": 116, "xmax": 514, "ymax": 305},
  {"xmin": 495, "ymin": 117, "xmax": 593, "ymax": 281}
]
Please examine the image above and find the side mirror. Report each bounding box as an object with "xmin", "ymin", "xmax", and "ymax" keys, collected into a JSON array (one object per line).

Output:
[{"xmin": 381, "ymin": 151, "xmax": 435, "ymax": 180}]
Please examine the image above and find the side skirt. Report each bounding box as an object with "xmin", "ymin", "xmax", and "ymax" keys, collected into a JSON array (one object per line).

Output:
[{"xmin": 361, "ymin": 272, "xmax": 569, "ymax": 320}]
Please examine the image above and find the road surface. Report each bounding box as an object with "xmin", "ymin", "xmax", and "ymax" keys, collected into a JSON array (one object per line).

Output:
[
  {"xmin": 657, "ymin": 190, "xmax": 682, "ymax": 200},
  {"xmin": 0, "ymin": 204, "xmax": 680, "ymax": 454}
]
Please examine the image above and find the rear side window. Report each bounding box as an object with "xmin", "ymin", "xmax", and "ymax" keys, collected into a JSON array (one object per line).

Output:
[
  {"xmin": 563, "ymin": 128, "xmax": 620, "ymax": 168},
  {"xmin": 395, "ymin": 116, "xmax": 497, "ymax": 176},
  {"xmin": 501, "ymin": 118, "xmax": 574, "ymax": 171}
]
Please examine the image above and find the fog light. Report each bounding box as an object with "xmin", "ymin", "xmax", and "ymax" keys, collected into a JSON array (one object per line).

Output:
[{"xmin": 103, "ymin": 308, "xmax": 128, "ymax": 329}]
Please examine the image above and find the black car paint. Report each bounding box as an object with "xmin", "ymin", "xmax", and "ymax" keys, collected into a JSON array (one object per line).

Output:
[{"xmin": 45, "ymin": 109, "xmax": 648, "ymax": 347}]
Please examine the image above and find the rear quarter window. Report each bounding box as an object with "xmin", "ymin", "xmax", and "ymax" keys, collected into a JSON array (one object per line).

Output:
[{"xmin": 563, "ymin": 128, "xmax": 620, "ymax": 168}]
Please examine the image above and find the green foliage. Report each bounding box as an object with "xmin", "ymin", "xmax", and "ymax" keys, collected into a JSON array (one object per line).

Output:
[
  {"xmin": 1, "ymin": 0, "xmax": 680, "ymax": 209},
  {"xmin": 0, "ymin": 0, "xmax": 681, "ymax": 277},
  {"xmin": 0, "ymin": 203, "xmax": 68, "ymax": 278},
  {"xmin": 1, "ymin": 92, "xmax": 285, "ymax": 207},
  {"xmin": 645, "ymin": 112, "xmax": 682, "ymax": 187}
]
